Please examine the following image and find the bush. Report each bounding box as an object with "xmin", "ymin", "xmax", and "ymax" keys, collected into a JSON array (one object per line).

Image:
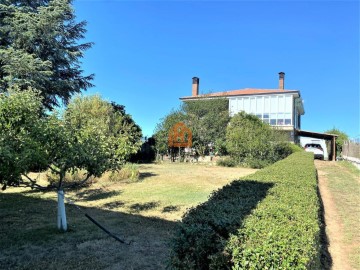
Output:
[
  {"xmin": 216, "ymin": 157, "xmax": 238, "ymax": 167},
  {"xmin": 169, "ymin": 152, "xmax": 321, "ymax": 269},
  {"xmin": 226, "ymin": 112, "xmax": 272, "ymax": 164},
  {"xmin": 46, "ymin": 169, "xmax": 96, "ymax": 187},
  {"xmin": 244, "ymin": 157, "xmax": 271, "ymax": 169},
  {"xmin": 108, "ymin": 163, "xmax": 140, "ymax": 183},
  {"xmin": 289, "ymin": 143, "xmax": 304, "ymax": 153},
  {"xmin": 225, "ymin": 112, "xmax": 294, "ymax": 169}
]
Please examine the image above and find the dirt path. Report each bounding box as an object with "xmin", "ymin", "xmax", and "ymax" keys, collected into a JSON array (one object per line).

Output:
[{"xmin": 315, "ymin": 160, "xmax": 357, "ymax": 270}]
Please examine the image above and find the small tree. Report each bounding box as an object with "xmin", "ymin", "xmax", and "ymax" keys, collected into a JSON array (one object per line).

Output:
[
  {"xmin": 154, "ymin": 99, "xmax": 230, "ymax": 158},
  {"xmin": 153, "ymin": 109, "xmax": 186, "ymax": 159},
  {"xmin": 182, "ymin": 98, "xmax": 229, "ymax": 156},
  {"xmin": 325, "ymin": 128, "xmax": 349, "ymax": 156},
  {"xmin": 45, "ymin": 95, "xmax": 142, "ymax": 230},
  {"xmin": 0, "ymin": 88, "xmax": 47, "ymax": 190},
  {"xmin": 0, "ymin": 91, "xmax": 142, "ymax": 231},
  {"xmin": 226, "ymin": 112, "xmax": 272, "ymax": 164},
  {"xmin": 226, "ymin": 111, "xmax": 292, "ymax": 168}
]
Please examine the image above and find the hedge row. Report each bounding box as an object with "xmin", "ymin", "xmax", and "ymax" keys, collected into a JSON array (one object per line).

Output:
[{"xmin": 169, "ymin": 152, "xmax": 321, "ymax": 269}]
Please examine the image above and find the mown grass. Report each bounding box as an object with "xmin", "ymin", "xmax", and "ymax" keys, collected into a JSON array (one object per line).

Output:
[
  {"xmin": 323, "ymin": 161, "xmax": 360, "ymax": 269},
  {"xmin": 0, "ymin": 163, "xmax": 256, "ymax": 270},
  {"xmin": 67, "ymin": 163, "xmax": 256, "ymax": 221}
]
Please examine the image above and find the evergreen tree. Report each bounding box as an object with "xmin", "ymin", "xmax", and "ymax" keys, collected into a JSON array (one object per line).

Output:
[{"xmin": 0, "ymin": 0, "xmax": 93, "ymax": 109}]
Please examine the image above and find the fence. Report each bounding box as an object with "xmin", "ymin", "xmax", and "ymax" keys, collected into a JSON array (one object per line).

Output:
[
  {"xmin": 342, "ymin": 140, "xmax": 360, "ymax": 169},
  {"xmin": 342, "ymin": 140, "xmax": 360, "ymax": 159}
]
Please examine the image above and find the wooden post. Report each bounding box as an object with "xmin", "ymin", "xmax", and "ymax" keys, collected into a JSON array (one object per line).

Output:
[{"xmin": 332, "ymin": 136, "xmax": 336, "ymax": 161}]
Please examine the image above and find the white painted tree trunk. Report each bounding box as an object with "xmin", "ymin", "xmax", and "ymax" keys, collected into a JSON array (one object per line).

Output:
[{"xmin": 57, "ymin": 189, "xmax": 67, "ymax": 231}]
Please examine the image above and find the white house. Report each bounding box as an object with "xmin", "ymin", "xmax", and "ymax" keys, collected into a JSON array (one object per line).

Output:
[{"xmin": 180, "ymin": 72, "xmax": 305, "ymax": 142}]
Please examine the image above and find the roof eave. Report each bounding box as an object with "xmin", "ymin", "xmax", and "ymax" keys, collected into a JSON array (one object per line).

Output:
[{"xmin": 180, "ymin": 90, "xmax": 300, "ymax": 101}]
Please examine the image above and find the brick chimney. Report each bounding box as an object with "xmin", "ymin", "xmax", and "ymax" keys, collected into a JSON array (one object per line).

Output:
[
  {"xmin": 192, "ymin": 77, "xmax": 199, "ymax": 96},
  {"xmin": 278, "ymin": 72, "xmax": 285, "ymax": 90}
]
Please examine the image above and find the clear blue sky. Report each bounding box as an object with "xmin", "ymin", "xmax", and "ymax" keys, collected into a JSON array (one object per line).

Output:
[{"xmin": 73, "ymin": 0, "xmax": 359, "ymax": 139}]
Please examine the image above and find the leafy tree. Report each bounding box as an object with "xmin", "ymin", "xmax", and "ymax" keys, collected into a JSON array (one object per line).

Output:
[
  {"xmin": 154, "ymin": 99, "xmax": 229, "ymax": 158},
  {"xmin": 153, "ymin": 109, "xmax": 186, "ymax": 158},
  {"xmin": 65, "ymin": 95, "xmax": 143, "ymax": 165},
  {"xmin": 0, "ymin": 91, "xmax": 142, "ymax": 231},
  {"xmin": 0, "ymin": 0, "xmax": 93, "ymax": 109},
  {"xmin": 182, "ymin": 98, "xmax": 229, "ymax": 156},
  {"xmin": 226, "ymin": 112, "xmax": 272, "ymax": 163},
  {"xmin": 0, "ymin": 87, "xmax": 47, "ymax": 190},
  {"xmin": 325, "ymin": 127, "xmax": 349, "ymax": 156},
  {"xmin": 226, "ymin": 111, "xmax": 292, "ymax": 168}
]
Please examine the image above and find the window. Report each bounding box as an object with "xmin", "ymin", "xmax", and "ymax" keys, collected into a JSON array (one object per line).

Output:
[
  {"xmin": 264, "ymin": 96, "xmax": 270, "ymax": 113},
  {"xmin": 250, "ymin": 97, "xmax": 256, "ymax": 114},
  {"xmin": 284, "ymin": 113, "xmax": 291, "ymax": 125},
  {"xmin": 278, "ymin": 96, "xmax": 285, "ymax": 113},
  {"xmin": 243, "ymin": 98, "xmax": 250, "ymax": 112},
  {"xmin": 285, "ymin": 95, "xmax": 292, "ymax": 113},
  {"xmin": 256, "ymin": 97, "xmax": 263, "ymax": 114},
  {"xmin": 270, "ymin": 96, "xmax": 277, "ymax": 113}
]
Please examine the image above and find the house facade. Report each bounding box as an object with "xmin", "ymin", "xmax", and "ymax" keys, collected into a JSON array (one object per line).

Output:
[{"xmin": 180, "ymin": 72, "xmax": 305, "ymax": 142}]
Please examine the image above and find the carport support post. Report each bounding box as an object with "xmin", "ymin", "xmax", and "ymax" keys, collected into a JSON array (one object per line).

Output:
[{"xmin": 332, "ymin": 136, "xmax": 336, "ymax": 161}]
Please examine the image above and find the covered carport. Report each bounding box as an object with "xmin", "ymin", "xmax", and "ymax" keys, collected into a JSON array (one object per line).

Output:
[{"xmin": 295, "ymin": 129, "xmax": 338, "ymax": 161}]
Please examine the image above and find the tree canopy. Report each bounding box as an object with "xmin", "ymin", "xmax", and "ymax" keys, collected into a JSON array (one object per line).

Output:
[
  {"xmin": 154, "ymin": 99, "xmax": 230, "ymax": 157},
  {"xmin": 0, "ymin": 91, "xmax": 142, "ymax": 190},
  {"xmin": 0, "ymin": 0, "xmax": 93, "ymax": 109},
  {"xmin": 153, "ymin": 109, "xmax": 186, "ymax": 156},
  {"xmin": 325, "ymin": 127, "xmax": 349, "ymax": 155},
  {"xmin": 0, "ymin": 88, "xmax": 47, "ymax": 190},
  {"xmin": 182, "ymin": 98, "xmax": 230, "ymax": 155},
  {"xmin": 226, "ymin": 111, "xmax": 292, "ymax": 168}
]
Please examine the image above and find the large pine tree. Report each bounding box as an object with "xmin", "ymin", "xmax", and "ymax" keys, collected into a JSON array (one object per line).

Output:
[{"xmin": 0, "ymin": 0, "xmax": 93, "ymax": 109}]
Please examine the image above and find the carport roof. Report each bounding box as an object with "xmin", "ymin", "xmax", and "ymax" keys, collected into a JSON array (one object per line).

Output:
[{"xmin": 295, "ymin": 129, "xmax": 338, "ymax": 140}]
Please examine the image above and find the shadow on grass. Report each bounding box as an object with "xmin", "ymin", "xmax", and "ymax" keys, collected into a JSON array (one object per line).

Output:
[
  {"xmin": 103, "ymin": 201, "xmax": 126, "ymax": 210},
  {"xmin": 171, "ymin": 180, "xmax": 273, "ymax": 269},
  {"xmin": 0, "ymin": 192, "xmax": 177, "ymax": 270},
  {"xmin": 138, "ymin": 172, "xmax": 158, "ymax": 180},
  {"xmin": 162, "ymin": 205, "xmax": 180, "ymax": 213},
  {"xmin": 129, "ymin": 201, "xmax": 160, "ymax": 213},
  {"xmin": 76, "ymin": 189, "xmax": 122, "ymax": 201}
]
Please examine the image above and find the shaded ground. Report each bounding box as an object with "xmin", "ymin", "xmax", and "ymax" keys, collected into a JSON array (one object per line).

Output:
[
  {"xmin": 316, "ymin": 160, "xmax": 360, "ymax": 270},
  {"xmin": 0, "ymin": 163, "xmax": 256, "ymax": 269}
]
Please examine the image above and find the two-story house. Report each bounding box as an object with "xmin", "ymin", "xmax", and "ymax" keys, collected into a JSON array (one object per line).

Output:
[{"xmin": 180, "ymin": 72, "xmax": 305, "ymax": 142}]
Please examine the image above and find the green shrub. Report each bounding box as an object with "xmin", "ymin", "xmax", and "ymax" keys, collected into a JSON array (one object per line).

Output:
[
  {"xmin": 227, "ymin": 152, "xmax": 321, "ymax": 269},
  {"xmin": 108, "ymin": 163, "xmax": 140, "ymax": 183},
  {"xmin": 244, "ymin": 157, "xmax": 271, "ymax": 169},
  {"xmin": 169, "ymin": 152, "xmax": 321, "ymax": 269},
  {"xmin": 46, "ymin": 169, "xmax": 96, "ymax": 187},
  {"xmin": 216, "ymin": 157, "xmax": 238, "ymax": 167},
  {"xmin": 225, "ymin": 112, "xmax": 294, "ymax": 169},
  {"xmin": 289, "ymin": 143, "xmax": 304, "ymax": 153}
]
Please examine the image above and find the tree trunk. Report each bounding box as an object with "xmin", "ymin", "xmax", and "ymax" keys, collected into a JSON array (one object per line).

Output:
[{"xmin": 57, "ymin": 189, "xmax": 67, "ymax": 231}]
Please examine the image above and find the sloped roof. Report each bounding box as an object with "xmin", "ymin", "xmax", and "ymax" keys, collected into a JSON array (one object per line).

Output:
[{"xmin": 180, "ymin": 88, "xmax": 300, "ymax": 100}]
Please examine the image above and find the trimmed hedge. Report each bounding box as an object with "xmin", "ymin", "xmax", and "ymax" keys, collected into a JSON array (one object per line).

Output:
[{"xmin": 169, "ymin": 152, "xmax": 321, "ymax": 269}]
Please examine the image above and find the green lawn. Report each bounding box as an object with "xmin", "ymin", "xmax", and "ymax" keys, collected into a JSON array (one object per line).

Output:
[{"xmin": 0, "ymin": 163, "xmax": 256, "ymax": 270}]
